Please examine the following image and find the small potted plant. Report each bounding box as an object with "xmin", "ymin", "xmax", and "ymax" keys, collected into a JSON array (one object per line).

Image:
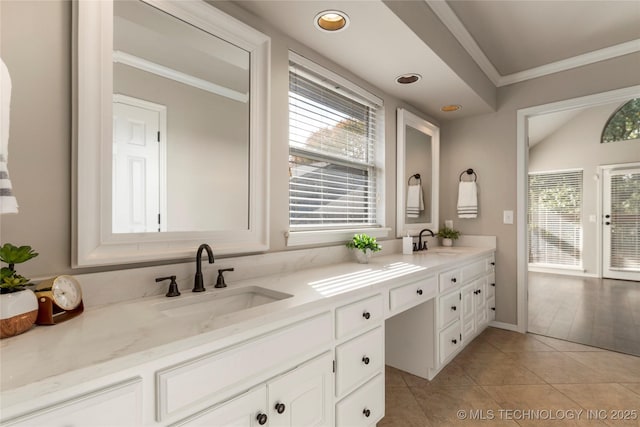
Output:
[
  {"xmin": 0, "ymin": 243, "xmax": 39, "ymax": 338},
  {"xmin": 346, "ymin": 233, "xmax": 382, "ymax": 264},
  {"xmin": 436, "ymin": 226, "xmax": 460, "ymax": 247}
]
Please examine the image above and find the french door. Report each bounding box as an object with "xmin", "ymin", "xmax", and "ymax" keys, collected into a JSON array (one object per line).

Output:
[{"xmin": 602, "ymin": 164, "xmax": 640, "ymax": 281}]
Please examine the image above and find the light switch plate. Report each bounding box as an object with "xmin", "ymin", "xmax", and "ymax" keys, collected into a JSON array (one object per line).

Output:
[{"xmin": 503, "ymin": 210, "xmax": 514, "ymax": 224}]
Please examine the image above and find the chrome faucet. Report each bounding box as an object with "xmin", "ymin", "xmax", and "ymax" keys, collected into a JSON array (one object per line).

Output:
[
  {"xmin": 415, "ymin": 228, "xmax": 435, "ymax": 252},
  {"xmin": 193, "ymin": 243, "xmax": 214, "ymax": 292}
]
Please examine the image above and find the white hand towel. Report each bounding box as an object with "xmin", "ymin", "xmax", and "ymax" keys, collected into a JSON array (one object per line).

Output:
[
  {"xmin": 406, "ymin": 184, "xmax": 424, "ymax": 218},
  {"xmin": 457, "ymin": 181, "xmax": 477, "ymax": 218},
  {"xmin": 0, "ymin": 58, "xmax": 18, "ymax": 214}
]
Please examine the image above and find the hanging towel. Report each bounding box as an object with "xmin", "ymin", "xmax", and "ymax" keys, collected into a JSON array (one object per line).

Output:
[
  {"xmin": 0, "ymin": 58, "xmax": 18, "ymax": 214},
  {"xmin": 406, "ymin": 184, "xmax": 424, "ymax": 218},
  {"xmin": 457, "ymin": 181, "xmax": 477, "ymax": 218}
]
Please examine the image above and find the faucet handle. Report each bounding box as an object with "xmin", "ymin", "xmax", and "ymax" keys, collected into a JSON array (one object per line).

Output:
[
  {"xmin": 215, "ymin": 268, "xmax": 234, "ymax": 288},
  {"xmin": 156, "ymin": 275, "xmax": 181, "ymax": 297}
]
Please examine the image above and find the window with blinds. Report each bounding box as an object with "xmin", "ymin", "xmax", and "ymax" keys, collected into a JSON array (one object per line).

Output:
[
  {"xmin": 288, "ymin": 55, "xmax": 381, "ymax": 229},
  {"xmin": 528, "ymin": 170, "xmax": 583, "ymax": 267}
]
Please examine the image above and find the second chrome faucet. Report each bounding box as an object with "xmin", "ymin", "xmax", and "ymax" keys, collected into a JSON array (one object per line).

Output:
[{"xmin": 193, "ymin": 243, "xmax": 215, "ymax": 292}]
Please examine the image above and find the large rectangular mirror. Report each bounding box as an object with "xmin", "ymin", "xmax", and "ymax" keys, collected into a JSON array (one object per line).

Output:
[
  {"xmin": 74, "ymin": 0, "xmax": 270, "ymax": 266},
  {"xmin": 396, "ymin": 108, "xmax": 439, "ymax": 237}
]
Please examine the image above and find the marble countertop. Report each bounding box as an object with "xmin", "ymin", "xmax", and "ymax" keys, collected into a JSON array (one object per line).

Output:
[{"xmin": 0, "ymin": 246, "xmax": 492, "ymax": 406}]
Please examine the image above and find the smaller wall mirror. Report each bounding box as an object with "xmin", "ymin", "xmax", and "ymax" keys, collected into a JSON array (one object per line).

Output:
[{"xmin": 396, "ymin": 108, "xmax": 439, "ymax": 237}]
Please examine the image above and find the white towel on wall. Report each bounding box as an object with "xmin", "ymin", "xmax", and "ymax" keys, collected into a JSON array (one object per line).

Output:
[
  {"xmin": 457, "ymin": 181, "xmax": 477, "ymax": 218},
  {"xmin": 406, "ymin": 184, "xmax": 424, "ymax": 218},
  {"xmin": 0, "ymin": 58, "xmax": 18, "ymax": 214}
]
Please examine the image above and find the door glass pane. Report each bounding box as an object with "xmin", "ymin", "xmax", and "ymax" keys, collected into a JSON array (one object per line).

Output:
[{"xmin": 610, "ymin": 172, "xmax": 640, "ymax": 270}]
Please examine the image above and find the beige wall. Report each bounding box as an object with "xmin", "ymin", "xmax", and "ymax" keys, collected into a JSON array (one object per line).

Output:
[
  {"xmin": 441, "ymin": 53, "xmax": 640, "ymax": 324},
  {"xmin": 0, "ymin": 1, "xmax": 431, "ymax": 278},
  {"xmin": 529, "ymin": 103, "xmax": 640, "ymax": 275},
  {"xmin": 3, "ymin": 1, "xmax": 638, "ymax": 328}
]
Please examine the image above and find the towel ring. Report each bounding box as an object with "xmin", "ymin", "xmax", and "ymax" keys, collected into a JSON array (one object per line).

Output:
[
  {"xmin": 408, "ymin": 173, "xmax": 421, "ymax": 186},
  {"xmin": 459, "ymin": 168, "xmax": 477, "ymax": 182}
]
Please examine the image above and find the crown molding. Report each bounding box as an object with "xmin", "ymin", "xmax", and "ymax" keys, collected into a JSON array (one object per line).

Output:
[
  {"xmin": 497, "ymin": 39, "xmax": 640, "ymax": 87},
  {"xmin": 425, "ymin": 0, "xmax": 640, "ymax": 87}
]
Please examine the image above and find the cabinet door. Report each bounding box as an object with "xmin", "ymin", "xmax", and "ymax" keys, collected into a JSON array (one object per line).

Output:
[
  {"xmin": 172, "ymin": 386, "xmax": 267, "ymax": 427},
  {"xmin": 268, "ymin": 352, "xmax": 333, "ymax": 427},
  {"xmin": 4, "ymin": 378, "xmax": 142, "ymax": 427},
  {"xmin": 461, "ymin": 283, "xmax": 475, "ymax": 341}
]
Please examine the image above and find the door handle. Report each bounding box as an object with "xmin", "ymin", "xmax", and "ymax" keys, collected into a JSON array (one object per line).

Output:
[
  {"xmin": 605, "ymin": 214, "xmax": 610, "ymax": 218},
  {"xmin": 605, "ymin": 222, "xmax": 611, "ymax": 225}
]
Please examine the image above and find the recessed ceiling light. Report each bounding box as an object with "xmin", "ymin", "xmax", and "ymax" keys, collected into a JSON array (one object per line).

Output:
[
  {"xmin": 441, "ymin": 104, "xmax": 462, "ymax": 112},
  {"xmin": 314, "ymin": 10, "xmax": 350, "ymax": 32},
  {"xmin": 396, "ymin": 74, "xmax": 422, "ymax": 84}
]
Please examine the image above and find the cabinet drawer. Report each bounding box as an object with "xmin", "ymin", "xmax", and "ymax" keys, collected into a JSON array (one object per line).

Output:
[
  {"xmin": 486, "ymin": 255, "xmax": 496, "ymax": 272},
  {"xmin": 335, "ymin": 374, "xmax": 384, "ymax": 427},
  {"xmin": 389, "ymin": 275, "xmax": 436, "ymax": 312},
  {"xmin": 335, "ymin": 327, "xmax": 383, "ymax": 397},
  {"xmin": 439, "ymin": 269, "xmax": 461, "ymax": 293},
  {"xmin": 438, "ymin": 290, "xmax": 460, "ymax": 328},
  {"xmin": 487, "ymin": 273, "xmax": 496, "ymax": 299},
  {"xmin": 461, "ymin": 260, "xmax": 486, "ymax": 283},
  {"xmin": 4, "ymin": 378, "xmax": 142, "ymax": 427},
  {"xmin": 335, "ymin": 294, "xmax": 383, "ymax": 340},
  {"xmin": 171, "ymin": 386, "xmax": 266, "ymax": 427},
  {"xmin": 487, "ymin": 297, "xmax": 496, "ymax": 322},
  {"xmin": 156, "ymin": 312, "xmax": 332, "ymax": 421},
  {"xmin": 439, "ymin": 320, "xmax": 462, "ymax": 363}
]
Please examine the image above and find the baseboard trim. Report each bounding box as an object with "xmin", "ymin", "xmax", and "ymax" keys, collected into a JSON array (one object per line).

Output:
[{"xmin": 489, "ymin": 321, "xmax": 523, "ymax": 333}]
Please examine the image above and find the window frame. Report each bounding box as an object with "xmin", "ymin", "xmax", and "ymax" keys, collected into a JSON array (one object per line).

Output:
[
  {"xmin": 286, "ymin": 52, "xmax": 388, "ymax": 247},
  {"xmin": 528, "ymin": 168, "xmax": 584, "ymax": 270}
]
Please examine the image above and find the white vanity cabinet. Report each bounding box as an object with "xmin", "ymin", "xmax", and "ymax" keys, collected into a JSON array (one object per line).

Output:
[
  {"xmin": 334, "ymin": 296, "xmax": 385, "ymax": 427},
  {"xmin": 434, "ymin": 253, "xmax": 496, "ymax": 369},
  {"xmin": 2, "ymin": 378, "xmax": 143, "ymax": 427},
  {"xmin": 157, "ymin": 312, "xmax": 332, "ymax": 423},
  {"xmin": 174, "ymin": 352, "xmax": 333, "ymax": 427}
]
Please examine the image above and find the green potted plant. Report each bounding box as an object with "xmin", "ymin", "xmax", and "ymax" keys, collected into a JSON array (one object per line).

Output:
[
  {"xmin": 346, "ymin": 233, "xmax": 382, "ymax": 264},
  {"xmin": 436, "ymin": 226, "xmax": 460, "ymax": 247},
  {"xmin": 0, "ymin": 243, "xmax": 39, "ymax": 338}
]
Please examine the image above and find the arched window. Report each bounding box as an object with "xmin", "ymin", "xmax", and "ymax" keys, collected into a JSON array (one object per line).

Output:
[{"xmin": 601, "ymin": 98, "xmax": 640, "ymax": 143}]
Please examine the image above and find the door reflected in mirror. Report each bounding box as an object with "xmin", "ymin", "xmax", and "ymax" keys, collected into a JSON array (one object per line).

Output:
[{"xmin": 112, "ymin": 0, "xmax": 250, "ymax": 233}]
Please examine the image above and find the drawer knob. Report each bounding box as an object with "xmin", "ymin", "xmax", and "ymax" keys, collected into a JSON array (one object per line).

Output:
[
  {"xmin": 491, "ymin": 283, "xmax": 495, "ymax": 287},
  {"xmin": 362, "ymin": 356, "xmax": 370, "ymax": 365},
  {"xmin": 416, "ymin": 289, "xmax": 423, "ymax": 295},
  {"xmin": 363, "ymin": 408, "xmax": 371, "ymax": 418},
  {"xmin": 362, "ymin": 311, "xmax": 371, "ymax": 320},
  {"xmin": 451, "ymin": 338, "xmax": 457, "ymax": 344},
  {"xmin": 451, "ymin": 277, "xmax": 457, "ymax": 283},
  {"xmin": 275, "ymin": 402, "xmax": 286, "ymax": 414},
  {"xmin": 451, "ymin": 305, "xmax": 457, "ymax": 311},
  {"xmin": 477, "ymin": 289, "xmax": 481, "ymax": 294},
  {"xmin": 491, "ymin": 262, "xmax": 495, "ymax": 266},
  {"xmin": 257, "ymin": 413, "xmax": 268, "ymax": 425},
  {"xmin": 492, "ymin": 307, "xmax": 496, "ymax": 311}
]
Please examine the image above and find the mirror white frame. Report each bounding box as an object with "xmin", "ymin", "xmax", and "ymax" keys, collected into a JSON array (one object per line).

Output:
[
  {"xmin": 73, "ymin": 0, "xmax": 270, "ymax": 267},
  {"xmin": 396, "ymin": 108, "xmax": 440, "ymax": 237}
]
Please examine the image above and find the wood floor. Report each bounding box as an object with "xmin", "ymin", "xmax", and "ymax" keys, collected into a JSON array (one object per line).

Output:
[
  {"xmin": 528, "ymin": 272, "xmax": 640, "ymax": 356},
  {"xmin": 380, "ymin": 327, "xmax": 640, "ymax": 427}
]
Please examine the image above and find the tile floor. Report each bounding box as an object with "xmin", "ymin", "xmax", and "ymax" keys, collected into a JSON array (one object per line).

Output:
[
  {"xmin": 380, "ymin": 327, "xmax": 640, "ymax": 427},
  {"xmin": 528, "ymin": 272, "xmax": 640, "ymax": 356}
]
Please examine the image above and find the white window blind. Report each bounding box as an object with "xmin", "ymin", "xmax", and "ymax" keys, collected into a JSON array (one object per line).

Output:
[
  {"xmin": 610, "ymin": 171, "xmax": 640, "ymax": 270},
  {"xmin": 288, "ymin": 56, "xmax": 381, "ymax": 229},
  {"xmin": 528, "ymin": 170, "xmax": 583, "ymax": 267}
]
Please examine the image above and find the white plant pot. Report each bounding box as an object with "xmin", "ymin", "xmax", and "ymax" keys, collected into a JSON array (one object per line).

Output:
[
  {"xmin": 0, "ymin": 289, "xmax": 38, "ymax": 339},
  {"xmin": 354, "ymin": 249, "xmax": 372, "ymax": 264},
  {"xmin": 442, "ymin": 238, "xmax": 453, "ymax": 247}
]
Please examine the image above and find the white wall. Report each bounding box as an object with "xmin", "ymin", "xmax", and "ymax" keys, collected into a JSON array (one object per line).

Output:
[{"xmin": 529, "ymin": 102, "xmax": 640, "ymax": 276}]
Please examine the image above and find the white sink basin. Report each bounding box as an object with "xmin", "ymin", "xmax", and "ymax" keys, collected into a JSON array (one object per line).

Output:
[{"xmin": 155, "ymin": 286, "xmax": 293, "ymax": 318}]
